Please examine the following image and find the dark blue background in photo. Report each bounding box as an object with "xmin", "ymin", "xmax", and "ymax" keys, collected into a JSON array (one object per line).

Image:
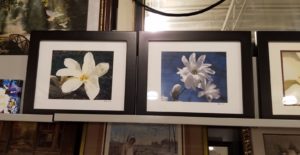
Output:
[
  {"xmin": 50, "ymin": 50, "xmax": 113, "ymax": 100},
  {"xmin": 161, "ymin": 52, "xmax": 227, "ymax": 103}
]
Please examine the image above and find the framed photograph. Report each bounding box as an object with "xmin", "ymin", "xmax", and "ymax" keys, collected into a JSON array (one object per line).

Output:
[
  {"xmin": 0, "ymin": 79, "xmax": 23, "ymax": 114},
  {"xmin": 137, "ymin": 31, "xmax": 254, "ymax": 117},
  {"xmin": 104, "ymin": 123, "xmax": 182, "ymax": 155},
  {"xmin": 208, "ymin": 141, "xmax": 233, "ymax": 155},
  {"xmin": 257, "ymin": 31, "xmax": 300, "ymax": 119},
  {"xmin": 251, "ymin": 127, "xmax": 300, "ymax": 155},
  {"xmin": 23, "ymin": 31, "xmax": 136, "ymax": 114},
  {"xmin": 0, "ymin": 55, "xmax": 27, "ymax": 114},
  {"xmin": 0, "ymin": 0, "xmax": 103, "ymax": 55}
]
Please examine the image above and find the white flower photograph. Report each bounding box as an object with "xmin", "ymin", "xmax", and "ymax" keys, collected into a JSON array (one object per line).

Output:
[
  {"xmin": 161, "ymin": 52, "xmax": 227, "ymax": 103},
  {"xmin": 49, "ymin": 50, "xmax": 113, "ymax": 100}
]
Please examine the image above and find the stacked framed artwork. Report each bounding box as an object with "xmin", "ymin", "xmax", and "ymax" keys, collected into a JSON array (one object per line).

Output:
[
  {"xmin": 137, "ymin": 31, "xmax": 254, "ymax": 117},
  {"xmin": 19, "ymin": 31, "xmax": 256, "ymax": 117},
  {"xmin": 257, "ymin": 31, "xmax": 300, "ymax": 119}
]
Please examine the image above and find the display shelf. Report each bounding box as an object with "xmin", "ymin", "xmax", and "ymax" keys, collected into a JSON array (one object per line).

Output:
[
  {"xmin": 0, "ymin": 114, "xmax": 53, "ymax": 122},
  {"xmin": 54, "ymin": 113, "xmax": 300, "ymax": 128}
]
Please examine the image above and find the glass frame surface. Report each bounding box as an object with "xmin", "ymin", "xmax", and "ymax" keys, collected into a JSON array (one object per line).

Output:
[
  {"xmin": 23, "ymin": 31, "xmax": 136, "ymax": 114},
  {"xmin": 137, "ymin": 31, "xmax": 254, "ymax": 117},
  {"xmin": 257, "ymin": 31, "xmax": 300, "ymax": 119}
]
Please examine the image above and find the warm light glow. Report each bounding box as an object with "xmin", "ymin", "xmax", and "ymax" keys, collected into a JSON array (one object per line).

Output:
[
  {"xmin": 145, "ymin": 12, "xmax": 169, "ymax": 32},
  {"xmin": 209, "ymin": 146, "xmax": 215, "ymax": 151},
  {"xmin": 282, "ymin": 96, "xmax": 298, "ymax": 105},
  {"xmin": 147, "ymin": 91, "xmax": 159, "ymax": 100}
]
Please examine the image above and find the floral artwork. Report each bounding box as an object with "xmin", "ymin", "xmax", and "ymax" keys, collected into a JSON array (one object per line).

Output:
[
  {"xmin": 49, "ymin": 50, "xmax": 113, "ymax": 100},
  {"xmin": 161, "ymin": 52, "xmax": 227, "ymax": 103},
  {"xmin": 0, "ymin": 79, "xmax": 23, "ymax": 114},
  {"xmin": 106, "ymin": 123, "xmax": 181, "ymax": 155},
  {"xmin": 281, "ymin": 51, "xmax": 300, "ymax": 106}
]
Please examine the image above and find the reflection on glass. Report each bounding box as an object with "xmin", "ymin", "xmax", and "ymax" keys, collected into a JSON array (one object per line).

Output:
[
  {"xmin": 147, "ymin": 91, "xmax": 159, "ymax": 100},
  {"xmin": 144, "ymin": 0, "xmax": 300, "ymax": 31},
  {"xmin": 282, "ymin": 96, "xmax": 298, "ymax": 105}
]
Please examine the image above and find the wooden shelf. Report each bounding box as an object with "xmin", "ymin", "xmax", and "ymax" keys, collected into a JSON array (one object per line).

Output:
[
  {"xmin": 54, "ymin": 113, "xmax": 300, "ymax": 128},
  {"xmin": 0, "ymin": 114, "xmax": 53, "ymax": 122}
]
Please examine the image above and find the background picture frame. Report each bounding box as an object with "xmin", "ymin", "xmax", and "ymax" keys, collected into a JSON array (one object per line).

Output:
[
  {"xmin": 23, "ymin": 31, "xmax": 136, "ymax": 114},
  {"xmin": 257, "ymin": 31, "xmax": 300, "ymax": 119},
  {"xmin": 251, "ymin": 127, "xmax": 300, "ymax": 155},
  {"xmin": 0, "ymin": 0, "xmax": 103, "ymax": 55},
  {"xmin": 137, "ymin": 31, "xmax": 254, "ymax": 117},
  {"xmin": 104, "ymin": 123, "xmax": 183, "ymax": 155},
  {"xmin": 208, "ymin": 141, "xmax": 233, "ymax": 155}
]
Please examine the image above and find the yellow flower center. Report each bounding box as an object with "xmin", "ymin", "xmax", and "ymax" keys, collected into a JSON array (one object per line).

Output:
[{"xmin": 80, "ymin": 74, "xmax": 89, "ymax": 82}]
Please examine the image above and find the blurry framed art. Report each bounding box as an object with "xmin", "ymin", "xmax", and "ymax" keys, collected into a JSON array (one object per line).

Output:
[
  {"xmin": 23, "ymin": 31, "xmax": 136, "ymax": 114},
  {"xmin": 104, "ymin": 123, "xmax": 182, "ymax": 155},
  {"xmin": 0, "ymin": 0, "xmax": 103, "ymax": 55},
  {"xmin": 137, "ymin": 31, "xmax": 254, "ymax": 117},
  {"xmin": 251, "ymin": 127, "xmax": 300, "ymax": 155},
  {"xmin": 0, "ymin": 55, "xmax": 26, "ymax": 114},
  {"xmin": 257, "ymin": 31, "xmax": 300, "ymax": 119},
  {"xmin": 208, "ymin": 141, "xmax": 233, "ymax": 155}
]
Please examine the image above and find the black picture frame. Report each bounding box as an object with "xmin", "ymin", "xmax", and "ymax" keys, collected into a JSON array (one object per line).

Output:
[
  {"xmin": 136, "ymin": 31, "xmax": 254, "ymax": 117},
  {"xmin": 23, "ymin": 31, "xmax": 136, "ymax": 114},
  {"xmin": 257, "ymin": 31, "xmax": 300, "ymax": 119}
]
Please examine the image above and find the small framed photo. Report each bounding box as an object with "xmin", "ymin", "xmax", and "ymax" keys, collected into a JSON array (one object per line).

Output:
[
  {"xmin": 257, "ymin": 31, "xmax": 300, "ymax": 119},
  {"xmin": 0, "ymin": 79, "xmax": 23, "ymax": 114},
  {"xmin": 23, "ymin": 31, "xmax": 136, "ymax": 114},
  {"xmin": 251, "ymin": 127, "xmax": 300, "ymax": 155},
  {"xmin": 137, "ymin": 31, "xmax": 254, "ymax": 117},
  {"xmin": 0, "ymin": 55, "xmax": 27, "ymax": 114},
  {"xmin": 104, "ymin": 123, "xmax": 182, "ymax": 155},
  {"xmin": 208, "ymin": 141, "xmax": 232, "ymax": 155}
]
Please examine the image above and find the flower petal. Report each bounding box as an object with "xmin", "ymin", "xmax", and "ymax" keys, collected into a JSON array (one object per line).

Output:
[
  {"xmin": 184, "ymin": 74, "xmax": 197, "ymax": 90},
  {"xmin": 196, "ymin": 55, "xmax": 206, "ymax": 67},
  {"xmin": 94, "ymin": 63, "xmax": 109, "ymax": 77},
  {"xmin": 64, "ymin": 58, "xmax": 81, "ymax": 70},
  {"xmin": 82, "ymin": 52, "xmax": 96, "ymax": 74},
  {"xmin": 189, "ymin": 53, "xmax": 196, "ymax": 65},
  {"xmin": 84, "ymin": 76, "xmax": 100, "ymax": 100},
  {"xmin": 56, "ymin": 68, "xmax": 81, "ymax": 77},
  {"xmin": 61, "ymin": 78, "xmax": 83, "ymax": 93},
  {"xmin": 181, "ymin": 55, "xmax": 189, "ymax": 67}
]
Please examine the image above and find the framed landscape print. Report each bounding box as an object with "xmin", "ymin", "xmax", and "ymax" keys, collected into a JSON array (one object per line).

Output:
[
  {"xmin": 0, "ymin": 0, "xmax": 103, "ymax": 55},
  {"xmin": 23, "ymin": 31, "xmax": 136, "ymax": 114},
  {"xmin": 104, "ymin": 123, "xmax": 182, "ymax": 155},
  {"xmin": 257, "ymin": 31, "xmax": 300, "ymax": 119},
  {"xmin": 251, "ymin": 127, "xmax": 300, "ymax": 155},
  {"xmin": 137, "ymin": 31, "xmax": 254, "ymax": 117}
]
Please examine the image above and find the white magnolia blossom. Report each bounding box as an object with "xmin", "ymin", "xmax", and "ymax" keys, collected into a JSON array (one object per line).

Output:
[
  {"xmin": 0, "ymin": 88, "xmax": 9, "ymax": 113},
  {"xmin": 177, "ymin": 53, "xmax": 215, "ymax": 90},
  {"xmin": 198, "ymin": 80, "xmax": 220, "ymax": 102},
  {"xmin": 56, "ymin": 52, "xmax": 109, "ymax": 100}
]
